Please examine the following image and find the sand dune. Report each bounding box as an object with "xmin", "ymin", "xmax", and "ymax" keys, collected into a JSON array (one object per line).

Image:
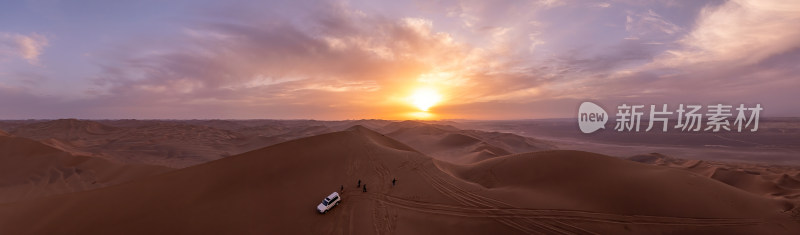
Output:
[
  {"xmin": 10, "ymin": 118, "xmax": 119, "ymax": 138},
  {"xmin": 1, "ymin": 126, "xmax": 796, "ymax": 234},
  {"xmin": 630, "ymin": 153, "xmax": 800, "ymax": 205},
  {"xmin": 379, "ymin": 120, "xmax": 461, "ymax": 133},
  {"xmin": 443, "ymin": 151, "xmax": 787, "ymax": 217},
  {"xmin": 1, "ymin": 119, "xmax": 551, "ymax": 167},
  {"xmin": 6, "ymin": 119, "xmax": 263, "ymax": 168},
  {"xmin": 384, "ymin": 121, "xmax": 555, "ymax": 163},
  {"xmin": 466, "ymin": 119, "xmax": 800, "ymax": 165},
  {"xmin": 0, "ymin": 133, "xmax": 171, "ymax": 203}
]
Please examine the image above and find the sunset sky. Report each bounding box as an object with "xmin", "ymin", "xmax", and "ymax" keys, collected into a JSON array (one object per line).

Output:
[{"xmin": 1, "ymin": 0, "xmax": 798, "ymax": 119}]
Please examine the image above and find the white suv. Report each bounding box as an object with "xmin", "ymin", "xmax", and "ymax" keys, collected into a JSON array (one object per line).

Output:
[{"xmin": 316, "ymin": 192, "xmax": 341, "ymax": 214}]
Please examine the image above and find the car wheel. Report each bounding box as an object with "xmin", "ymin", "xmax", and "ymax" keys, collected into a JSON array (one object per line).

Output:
[{"xmin": 336, "ymin": 201, "xmax": 340, "ymax": 206}]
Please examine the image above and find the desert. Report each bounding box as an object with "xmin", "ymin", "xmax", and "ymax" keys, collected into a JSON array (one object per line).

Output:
[{"xmin": 0, "ymin": 119, "xmax": 798, "ymax": 234}]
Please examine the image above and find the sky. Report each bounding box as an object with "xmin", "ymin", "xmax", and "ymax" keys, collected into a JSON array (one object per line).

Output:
[{"xmin": 0, "ymin": 0, "xmax": 798, "ymax": 120}]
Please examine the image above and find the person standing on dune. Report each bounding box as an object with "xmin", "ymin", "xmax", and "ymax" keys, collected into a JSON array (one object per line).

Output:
[
  {"xmin": 392, "ymin": 178, "xmax": 396, "ymax": 186},
  {"xmin": 357, "ymin": 179, "xmax": 361, "ymax": 188},
  {"xmin": 363, "ymin": 184, "xmax": 367, "ymax": 192}
]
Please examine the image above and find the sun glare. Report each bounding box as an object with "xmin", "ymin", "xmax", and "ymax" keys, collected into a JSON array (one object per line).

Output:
[{"xmin": 409, "ymin": 87, "xmax": 442, "ymax": 112}]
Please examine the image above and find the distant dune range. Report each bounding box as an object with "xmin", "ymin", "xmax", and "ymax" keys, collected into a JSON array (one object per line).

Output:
[
  {"xmin": 0, "ymin": 119, "xmax": 558, "ymax": 168},
  {"xmin": 459, "ymin": 118, "xmax": 800, "ymax": 165},
  {"xmin": 0, "ymin": 120, "xmax": 799, "ymax": 233},
  {"xmin": 3, "ymin": 119, "xmax": 262, "ymax": 168},
  {"xmin": 0, "ymin": 131, "xmax": 170, "ymax": 203},
  {"xmin": 380, "ymin": 121, "xmax": 556, "ymax": 163}
]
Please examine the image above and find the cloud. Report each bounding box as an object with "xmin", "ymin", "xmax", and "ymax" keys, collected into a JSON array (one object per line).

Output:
[
  {"xmin": 2, "ymin": 0, "xmax": 797, "ymax": 119},
  {"xmin": 536, "ymin": 0, "xmax": 565, "ymax": 8},
  {"xmin": 595, "ymin": 2, "xmax": 611, "ymax": 8},
  {"xmin": 625, "ymin": 9, "xmax": 682, "ymax": 37},
  {"xmin": 0, "ymin": 32, "xmax": 49, "ymax": 65},
  {"xmin": 83, "ymin": 1, "xmax": 520, "ymax": 118},
  {"xmin": 653, "ymin": 0, "xmax": 800, "ymax": 67},
  {"xmin": 582, "ymin": 0, "xmax": 800, "ymax": 114},
  {"xmin": 82, "ymin": 0, "xmax": 576, "ymax": 119}
]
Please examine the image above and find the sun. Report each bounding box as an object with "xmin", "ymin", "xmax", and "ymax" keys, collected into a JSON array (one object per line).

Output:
[{"xmin": 409, "ymin": 87, "xmax": 442, "ymax": 112}]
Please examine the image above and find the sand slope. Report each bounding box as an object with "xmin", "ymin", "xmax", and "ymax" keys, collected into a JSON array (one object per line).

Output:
[
  {"xmin": 0, "ymin": 127, "xmax": 797, "ymax": 234},
  {"xmin": 0, "ymin": 133, "xmax": 171, "ymax": 203},
  {"xmin": 443, "ymin": 151, "xmax": 786, "ymax": 217},
  {"xmin": 384, "ymin": 121, "xmax": 555, "ymax": 163},
  {"xmin": 630, "ymin": 153, "xmax": 800, "ymax": 209}
]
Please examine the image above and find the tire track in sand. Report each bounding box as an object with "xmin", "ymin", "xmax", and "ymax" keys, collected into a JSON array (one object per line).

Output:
[
  {"xmin": 363, "ymin": 143, "xmax": 398, "ymax": 235},
  {"xmin": 413, "ymin": 164, "xmax": 764, "ymax": 234},
  {"xmin": 417, "ymin": 167, "xmax": 580, "ymax": 234}
]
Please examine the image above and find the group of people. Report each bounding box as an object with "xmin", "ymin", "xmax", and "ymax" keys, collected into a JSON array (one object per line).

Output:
[{"xmin": 340, "ymin": 178, "xmax": 398, "ymax": 193}]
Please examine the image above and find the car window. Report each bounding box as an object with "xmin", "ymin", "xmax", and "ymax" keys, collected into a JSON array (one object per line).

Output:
[{"xmin": 331, "ymin": 196, "xmax": 338, "ymax": 201}]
